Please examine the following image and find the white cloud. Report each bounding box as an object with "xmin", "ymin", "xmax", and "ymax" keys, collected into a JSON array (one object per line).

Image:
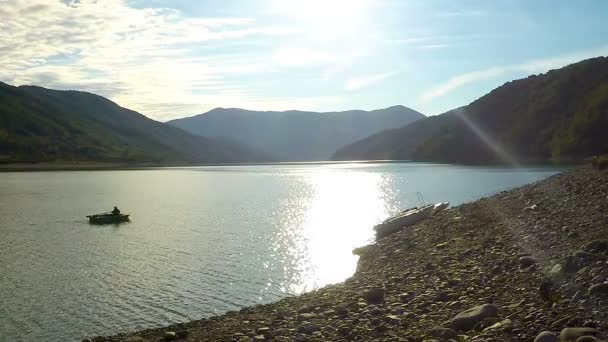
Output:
[
  {"xmin": 421, "ymin": 67, "xmax": 505, "ymax": 101},
  {"xmin": 344, "ymin": 71, "xmax": 399, "ymax": 91},
  {"xmin": 421, "ymin": 46, "xmax": 608, "ymax": 102},
  {"xmin": 0, "ymin": 0, "xmax": 293, "ymax": 119}
]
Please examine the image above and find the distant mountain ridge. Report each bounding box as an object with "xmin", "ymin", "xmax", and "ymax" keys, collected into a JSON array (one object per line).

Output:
[
  {"xmin": 0, "ymin": 82, "xmax": 269, "ymax": 163},
  {"xmin": 333, "ymin": 57, "xmax": 608, "ymax": 164},
  {"xmin": 167, "ymin": 105, "xmax": 425, "ymax": 161}
]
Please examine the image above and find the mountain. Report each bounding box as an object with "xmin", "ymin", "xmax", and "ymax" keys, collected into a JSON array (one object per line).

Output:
[
  {"xmin": 0, "ymin": 82, "xmax": 269, "ymax": 163},
  {"xmin": 333, "ymin": 57, "xmax": 608, "ymax": 164},
  {"xmin": 167, "ymin": 106, "xmax": 425, "ymax": 161}
]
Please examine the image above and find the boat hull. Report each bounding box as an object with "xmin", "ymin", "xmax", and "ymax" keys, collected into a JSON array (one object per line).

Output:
[
  {"xmin": 374, "ymin": 205, "xmax": 433, "ymax": 238},
  {"xmin": 87, "ymin": 214, "xmax": 130, "ymax": 225}
]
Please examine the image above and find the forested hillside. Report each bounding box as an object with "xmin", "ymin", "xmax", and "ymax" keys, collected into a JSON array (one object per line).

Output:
[
  {"xmin": 333, "ymin": 57, "xmax": 608, "ymax": 164},
  {"xmin": 0, "ymin": 83, "xmax": 269, "ymax": 163}
]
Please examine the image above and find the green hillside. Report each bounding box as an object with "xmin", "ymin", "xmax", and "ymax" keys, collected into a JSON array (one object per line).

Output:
[
  {"xmin": 333, "ymin": 57, "xmax": 608, "ymax": 164},
  {"xmin": 0, "ymin": 83, "xmax": 269, "ymax": 163}
]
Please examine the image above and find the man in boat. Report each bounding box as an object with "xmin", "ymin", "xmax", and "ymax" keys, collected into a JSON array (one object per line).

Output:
[{"xmin": 112, "ymin": 206, "xmax": 121, "ymax": 215}]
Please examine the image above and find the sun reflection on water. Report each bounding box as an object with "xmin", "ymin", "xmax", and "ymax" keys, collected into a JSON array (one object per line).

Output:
[{"xmin": 274, "ymin": 166, "xmax": 396, "ymax": 294}]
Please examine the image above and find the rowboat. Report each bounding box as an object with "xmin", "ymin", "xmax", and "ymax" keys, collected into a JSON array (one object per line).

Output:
[
  {"xmin": 374, "ymin": 204, "xmax": 434, "ymax": 238},
  {"xmin": 87, "ymin": 213, "xmax": 130, "ymax": 225}
]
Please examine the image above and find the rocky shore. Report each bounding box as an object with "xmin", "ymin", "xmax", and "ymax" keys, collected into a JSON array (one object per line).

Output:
[{"xmin": 90, "ymin": 166, "xmax": 608, "ymax": 342}]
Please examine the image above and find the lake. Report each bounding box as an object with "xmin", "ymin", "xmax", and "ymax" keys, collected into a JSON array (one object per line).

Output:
[{"xmin": 0, "ymin": 162, "xmax": 562, "ymax": 341}]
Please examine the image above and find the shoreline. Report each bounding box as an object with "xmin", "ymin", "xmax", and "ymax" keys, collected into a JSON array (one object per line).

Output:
[
  {"xmin": 90, "ymin": 166, "xmax": 608, "ymax": 341},
  {"xmin": 0, "ymin": 159, "xmax": 573, "ymax": 172}
]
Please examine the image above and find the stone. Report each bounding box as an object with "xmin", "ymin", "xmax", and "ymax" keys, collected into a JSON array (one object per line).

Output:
[
  {"xmin": 534, "ymin": 331, "xmax": 558, "ymax": 342},
  {"xmin": 449, "ymin": 304, "xmax": 499, "ymax": 332},
  {"xmin": 428, "ymin": 327, "xmax": 458, "ymax": 339},
  {"xmin": 298, "ymin": 322, "xmax": 320, "ymax": 335},
  {"xmin": 123, "ymin": 337, "xmax": 146, "ymax": 342},
  {"xmin": 584, "ymin": 240, "xmax": 608, "ymax": 253},
  {"xmin": 559, "ymin": 327, "xmax": 601, "ymax": 341},
  {"xmin": 520, "ymin": 256, "xmax": 539, "ymax": 268},
  {"xmin": 363, "ymin": 288, "xmax": 385, "ymax": 304},
  {"xmin": 550, "ymin": 264, "xmax": 565, "ymax": 279},
  {"xmin": 298, "ymin": 305, "xmax": 314, "ymax": 313},
  {"xmin": 321, "ymin": 309, "xmax": 335, "ymax": 317},
  {"xmin": 256, "ymin": 327, "xmax": 271, "ymax": 334},
  {"xmin": 275, "ymin": 310, "xmax": 293, "ymax": 320},
  {"xmin": 385, "ymin": 315, "xmax": 401, "ymax": 325},
  {"xmin": 484, "ymin": 318, "xmax": 512, "ymax": 332},
  {"xmin": 335, "ymin": 302, "xmax": 350, "ymax": 317},
  {"xmin": 163, "ymin": 331, "xmax": 176, "ymax": 341},
  {"xmin": 298, "ymin": 313, "xmax": 318, "ymax": 320},
  {"xmin": 588, "ymin": 283, "xmax": 608, "ymax": 296},
  {"xmin": 576, "ymin": 337, "xmax": 607, "ymax": 342},
  {"xmin": 563, "ymin": 256, "xmax": 583, "ymax": 273},
  {"xmin": 575, "ymin": 250, "xmax": 600, "ymax": 260}
]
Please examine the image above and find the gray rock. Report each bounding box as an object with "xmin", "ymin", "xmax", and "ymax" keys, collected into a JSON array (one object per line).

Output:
[
  {"xmin": 298, "ymin": 313, "xmax": 318, "ymax": 320},
  {"xmin": 550, "ymin": 264, "xmax": 565, "ymax": 279},
  {"xmin": 575, "ymin": 250, "xmax": 600, "ymax": 260},
  {"xmin": 559, "ymin": 327, "xmax": 601, "ymax": 341},
  {"xmin": 576, "ymin": 336, "xmax": 607, "ymax": 342},
  {"xmin": 428, "ymin": 327, "xmax": 458, "ymax": 339},
  {"xmin": 535, "ymin": 331, "xmax": 558, "ymax": 342},
  {"xmin": 563, "ymin": 256, "xmax": 583, "ymax": 273},
  {"xmin": 298, "ymin": 322, "xmax": 320, "ymax": 335},
  {"xmin": 584, "ymin": 240, "xmax": 608, "ymax": 253},
  {"xmin": 588, "ymin": 283, "xmax": 608, "ymax": 296},
  {"xmin": 275, "ymin": 310, "xmax": 293, "ymax": 320},
  {"xmin": 164, "ymin": 331, "xmax": 176, "ymax": 341},
  {"xmin": 363, "ymin": 288, "xmax": 385, "ymax": 304},
  {"xmin": 123, "ymin": 337, "xmax": 146, "ymax": 342},
  {"xmin": 298, "ymin": 305, "xmax": 314, "ymax": 313},
  {"xmin": 449, "ymin": 303, "xmax": 499, "ymax": 332},
  {"xmin": 335, "ymin": 302, "xmax": 350, "ymax": 317},
  {"xmin": 520, "ymin": 256, "xmax": 539, "ymax": 268}
]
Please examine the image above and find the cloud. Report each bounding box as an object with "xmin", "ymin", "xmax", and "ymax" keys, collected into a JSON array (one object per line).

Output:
[
  {"xmin": 421, "ymin": 67, "xmax": 505, "ymax": 101},
  {"xmin": 0, "ymin": 0, "xmax": 293, "ymax": 119},
  {"xmin": 421, "ymin": 46, "xmax": 608, "ymax": 101},
  {"xmin": 344, "ymin": 71, "xmax": 399, "ymax": 91},
  {"xmin": 437, "ymin": 10, "xmax": 484, "ymax": 17}
]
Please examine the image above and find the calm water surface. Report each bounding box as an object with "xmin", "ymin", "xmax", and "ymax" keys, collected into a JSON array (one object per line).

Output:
[{"xmin": 0, "ymin": 162, "xmax": 561, "ymax": 341}]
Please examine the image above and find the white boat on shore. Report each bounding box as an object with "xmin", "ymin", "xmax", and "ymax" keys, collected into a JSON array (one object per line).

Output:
[
  {"xmin": 374, "ymin": 204, "xmax": 434, "ymax": 238},
  {"xmin": 432, "ymin": 201, "xmax": 450, "ymax": 214}
]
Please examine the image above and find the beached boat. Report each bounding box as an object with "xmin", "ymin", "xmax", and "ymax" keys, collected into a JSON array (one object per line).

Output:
[
  {"xmin": 432, "ymin": 201, "xmax": 450, "ymax": 214},
  {"xmin": 374, "ymin": 204, "xmax": 434, "ymax": 238},
  {"xmin": 87, "ymin": 213, "xmax": 130, "ymax": 225}
]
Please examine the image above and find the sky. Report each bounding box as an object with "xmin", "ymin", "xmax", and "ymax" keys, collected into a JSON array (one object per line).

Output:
[{"xmin": 1, "ymin": 0, "xmax": 608, "ymax": 121}]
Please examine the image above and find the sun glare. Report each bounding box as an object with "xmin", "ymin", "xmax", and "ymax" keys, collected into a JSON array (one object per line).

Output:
[
  {"xmin": 272, "ymin": 0, "xmax": 372, "ymax": 20},
  {"xmin": 295, "ymin": 168, "xmax": 389, "ymax": 290}
]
